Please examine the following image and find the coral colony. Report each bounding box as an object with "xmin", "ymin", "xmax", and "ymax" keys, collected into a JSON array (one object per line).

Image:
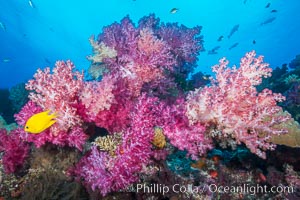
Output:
[{"xmin": 0, "ymin": 14, "xmax": 295, "ymax": 197}]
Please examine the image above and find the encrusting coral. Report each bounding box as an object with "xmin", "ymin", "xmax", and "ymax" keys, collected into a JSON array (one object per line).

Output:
[
  {"xmin": 268, "ymin": 112, "xmax": 300, "ymax": 148},
  {"xmin": 152, "ymin": 127, "xmax": 166, "ymax": 149},
  {"xmin": 93, "ymin": 133, "xmax": 122, "ymax": 156}
]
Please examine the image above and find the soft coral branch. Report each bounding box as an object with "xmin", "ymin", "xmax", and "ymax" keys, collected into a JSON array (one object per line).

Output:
[
  {"xmin": 17, "ymin": 61, "xmax": 88, "ymax": 150},
  {"xmin": 186, "ymin": 51, "xmax": 290, "ymax": 159},
  {"xmin": 26, "ymin": 60, "xmax": 84, "ymax": 135}
]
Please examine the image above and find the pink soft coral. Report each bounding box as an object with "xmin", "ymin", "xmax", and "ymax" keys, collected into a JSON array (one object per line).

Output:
[
  {"xmin": 86, "ymin": 79, "xmax": 133, "ymax": 133},
  {"xmin": 26, "ymin": 60, "xmax": 84, "ymax": 135},
  {"xmin": 0, "ymin": 128, "xmax": 30, "ymax": 173},
  {"xmin": 16, "ymin": 61, "xmax": 88, "ymax": 150},
  {"xmin": 15, "ymin": 101, "xmax": 87, "ymax": 150},
  {"xmin": 160, "ymin": 98, "xmax": 212, "ymax": 159},
  {"xmin": 186, "ymin": 51, "xmax": 290, "ymax": 159},
  {"xmin": 79, "ymin": 75, "xmax": 116, "ymax": 121}
]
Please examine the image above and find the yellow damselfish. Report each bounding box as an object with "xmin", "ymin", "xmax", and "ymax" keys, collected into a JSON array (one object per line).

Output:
[{"xmin": 24, "ymin": 110, "xmax": 57, "ymax": 134}]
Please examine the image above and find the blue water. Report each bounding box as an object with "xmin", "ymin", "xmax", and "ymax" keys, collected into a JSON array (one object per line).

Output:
[{"xmin": 0, "ymin": 0, "xmax": 300, "ymax": 89}]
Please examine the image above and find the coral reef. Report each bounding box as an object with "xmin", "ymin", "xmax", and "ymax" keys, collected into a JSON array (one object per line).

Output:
[
  {"xmin": 8, "ymin": 83, "xmax": 29, "ymax": 113},
  {"xmin": 0, "ymin": 115, "xmax": 17, "ymax": 131},
  {"xmin": 285, "ymin": 164, "xmax": 300, "ymax": 189},
  {"xmin": 20, "ymin": 146, "xmax": 86, "ymax": 200},
  {"xmin": 2, "ymin": 13, "xmax": 300, "ymax": 200},
  {"xmin": 0, "ymin": 145, "xmax": 86, "ymax": 199},
  {"xmin": 289, "ymin": 54, "xmax": 300, "ymax": 69},
  {"xmin": 0, "ymin": 89, "xmax": 15, "ymax": 124}
]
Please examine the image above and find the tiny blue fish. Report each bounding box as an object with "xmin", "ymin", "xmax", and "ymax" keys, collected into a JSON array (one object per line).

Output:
[
  {"xmin": 170, "ymin": 8, "xmax": 178, "ymax": 14},
  {"xmin": 28, "ymin": 0, "xmax": 36, "ymax": 8},
  {"xmin": 0, "ymin": 21, "xmax": 6, "ymax": 31}
]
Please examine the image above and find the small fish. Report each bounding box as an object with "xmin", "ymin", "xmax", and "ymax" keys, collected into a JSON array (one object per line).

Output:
[
  {"xmin": 243, "ymin": 0, "xmax": 247, "ymax": 4},
  {"xmin": 265, "ymin": 3, "xmax": 271, "ymax": 8},
  {"xmin": 252, "ymin": 40, "xmax": 256, "ymax": 44},
  {"xmin": 208, "ymin": 46, "xmax": 221, "ymax": 55},
  {"xmin": 28, "ymin": 0, "xmax": 35, "ymax": 8},
  {"xmin": 25, "ymin": 110, "xmax": 57, "ymax": 134},
  {"xmin": 217, "ymin": 35, "xmax": 224, "ymax": 41},
  {"xmin": 260, "ymin": 17, "xmax": 276, "ymax": 26},
  {"xmin": 2, "ymin": 58, "xmax": 10, "ymax": 63},
  {"xmin": 228, "ymin": 42, "xmax": 239, "ymax": 50},
  {"xmin": 208, "ymin": 50, "xmax": 218, "ymax": 55},
  {"xmin": 211, "ymin": 46, "xmax": 220, "ymax": 51},
  {"xmin": 170, "ymin": 8, "xmax": 178, "ymax": 14},
  {"xmin": 202, "ymin": 75, "xmax": 210, "ymax": 80},
  {"xmin": 44, "ymin": 58, "xmax": 51, "ymax": 64},
  {"xmin": 0, "ymin": 22, "xmax": 6, "ymax": 31},
  {"xmin": 271, "ymin": 9, "xmax": 277, "ymax": 13},
  {"xmin": 227, "ymin": 24, "xmax": 239, "ymax": 39}
]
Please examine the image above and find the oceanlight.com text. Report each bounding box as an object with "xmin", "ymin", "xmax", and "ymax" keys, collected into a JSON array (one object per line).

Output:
[{"xmin": 135, "ymin": 183, "xmax": 294, "ymax": 196}]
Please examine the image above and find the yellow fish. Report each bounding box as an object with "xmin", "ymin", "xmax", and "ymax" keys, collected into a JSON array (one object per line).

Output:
[{"xmin": 24, "ymin": 110, "xmax": 57, "ymax": 134}]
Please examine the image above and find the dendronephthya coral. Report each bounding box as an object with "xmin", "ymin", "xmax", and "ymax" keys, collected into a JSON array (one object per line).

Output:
[{"xmin": 186, "ymin": 51, "xmax": 291, "ymax": 159}]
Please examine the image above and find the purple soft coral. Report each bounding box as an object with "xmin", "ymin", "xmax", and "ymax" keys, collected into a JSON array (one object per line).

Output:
[
  {"xmin": 0, "ymin": 128, "xmax": 30, "ymax": 173},
  {"xmin": 70, "ymin": 94, "xmax": 160, "ymax": 195},
  {"xmin": 71, "ymin": 93, "xmax": 213, "ymax": 195},
  {"xmin": 94, "ymin": 14, "xmax": 203, "ymax": 96}
]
